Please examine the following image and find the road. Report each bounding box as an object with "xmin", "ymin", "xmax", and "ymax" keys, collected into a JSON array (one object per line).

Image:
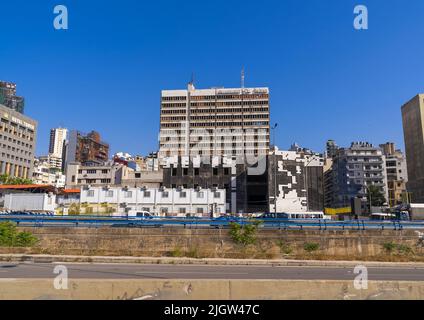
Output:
[{"xmin": 1, "ymin": 263, "xmax": 424, "ymax": 281}]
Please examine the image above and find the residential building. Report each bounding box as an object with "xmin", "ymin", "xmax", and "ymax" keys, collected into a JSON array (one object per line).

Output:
[
  {"xmin": 379, "ymin": 142, "xmax": 408, "ymax": 206},
  {"xmin": 324, "ymin": 142, "xmax": 388, "ymax": 214},
  {"xmin": 32, "ymin": 157, "xmax": 66, "ymax": 188},
  {"xmin": 79, "ymin": 186, "xmax": 226, "ymax": 217},
  {"xmin": 268, "ymin": 146, "xmax": 324, "ymax": 213},
  {"xmin": 48, "ymin": 127, "xmax": 67, "ymax": 169},
  {"xmin": 0, "ymin": 81, "xmax": 24, "ymax": 113},
  {"xmin": 0, "ymin": 103, "xmax": 37, "ymax": 179},
  {"xmin": 65, "ymin": 162, "xmax": 132, "ymax": 188},
  {"xmin": 326, "ymin": 139, "xmax": 339, "ymax": 158},
  {"xmin": 402, "ymin": 94, "xmax": 424, "ymax": 203},
  {"xmin": 64, "ymin": 130, "xmax": 109, "ymax": 169}
]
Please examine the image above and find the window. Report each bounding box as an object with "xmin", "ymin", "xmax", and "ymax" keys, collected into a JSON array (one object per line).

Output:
[
  {"xmin": 194, "ymin": 168, "xmax": 199, "ymax": 176},
  {"xmin": 125, "ymin": 191, "xmax": 133, "ymax": 198},
  {"xmin": 180, "ymin": 191, "xmax": 187, "ymax": 198},
  {"xmin": 87, "ymin": 169, "xmax": 96, "ymax": 174},
  {"xmin": 214, "ymin": 192, "xmax": 221, "ymax": 198},
  {"xmin": 197, "ymin": 191, "xmax": 204, "ymax": 198},
  {"xmin": 197, "ymin": 208, "xmax": 204, "ymax": 214},
  {"xmin": 182, "ymin": 168, "xmax": 188, "ymax": 176},
  {"xmin": 102, "ymin": 169, "xmax": 108, "ymax": 174},
  {"xmin": 161, "ymin": 207, "xmax": 169, "ymax": 215},
  {"xmin": 162, "ymin": 191, "xmax": 169, "ymax": 198},
  {"xmin": 107, "ymin": 190, "xmax": 114, "ymax": 197},
  {"xmin": 142, "ymin": 207, "xmax": 150, "ymax": 212},
  {"xmin": 213, "ymin": 168, "xmax": 218, "ymax": 176},
  {"xmin": 179, "ymin": 208, "xmax": 186, "ymax": 214},
  {"xmin": 144, "ymin": 191, "xmax": 151, "ymax": 197},
  {"xmin": 171, "ymin": 168, "xmax": 177, "ymax": 176},
  {"xmin": 224, "ymin": 168, "xmax": 230, "ymax": 175},
  {"xmin": 86, "ymin": 190, "xmax": 94, "ymax": 197},
  {"xmin": 135, "ymin": 173, "xmax": 141, "ymax": 178}
]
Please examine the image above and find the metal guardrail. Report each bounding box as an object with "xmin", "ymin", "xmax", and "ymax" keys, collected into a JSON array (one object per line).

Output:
[{"xmin": 1, "ymin": 214, "xmax": 424, "ymax": 230}]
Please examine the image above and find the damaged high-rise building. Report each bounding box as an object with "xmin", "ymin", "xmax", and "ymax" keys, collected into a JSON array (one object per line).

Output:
[
  {"xmin": 268, "ymin": 146, "xmax": 324, "ymax": 213},
  {"xmin": 159, "ymin": 82, "xmax": 270, "ymax": 214}
]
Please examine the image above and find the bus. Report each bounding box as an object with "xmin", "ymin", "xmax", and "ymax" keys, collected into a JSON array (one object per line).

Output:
[{"xmin": 258, "ymin": 212, "xmax": 331, "ymax": 220}]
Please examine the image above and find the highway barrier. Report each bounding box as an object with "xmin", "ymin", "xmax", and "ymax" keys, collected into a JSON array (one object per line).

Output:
[{"xmin": 1, "ymin": 214, "xmax": 424, "ymax": 230}]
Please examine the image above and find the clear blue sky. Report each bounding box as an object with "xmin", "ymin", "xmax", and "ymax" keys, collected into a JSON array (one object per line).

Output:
[{"xmin": 1, "ymin": 0, "xmax": 423, "ymax": 156}]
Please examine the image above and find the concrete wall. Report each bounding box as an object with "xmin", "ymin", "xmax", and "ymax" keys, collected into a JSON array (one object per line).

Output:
[
  {"xmin": 1, "ymin": 279, "xmax": 424, "ymax": 300},
  {"xmin": 6, "ymin": 227, "xmax": 424, "ymax": 261}
]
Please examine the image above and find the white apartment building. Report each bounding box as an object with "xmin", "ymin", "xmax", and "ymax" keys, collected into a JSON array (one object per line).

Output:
[
  {"xmin": 79, "ymin": 186, "xmax": 226, "ymax": 217},
  {"xmin": 159, "ymin": 83, "xmax": 270, "ymax": 162},
  {"xmin": 48, "ymin": 127, "xmax": 67, "ymax": 169},
  {"xmin": 32, "ymin": 158, "xmax": 66, "ymax": 188}
]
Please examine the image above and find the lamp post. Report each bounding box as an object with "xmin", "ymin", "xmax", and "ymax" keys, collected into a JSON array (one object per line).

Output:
[{"xmin": 271, "ymin": 123, "xmax": 278, "ymax": 214}]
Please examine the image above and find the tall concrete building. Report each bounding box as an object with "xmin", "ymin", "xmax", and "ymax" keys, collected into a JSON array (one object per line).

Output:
[
  {"xmin": 0, "ymin": 81, "xmax": 25, "ymax": 113},
  {"xmin": 64, "ymin": 130, "xmax": 109, "ymax": 170},
  {"xmin": 159, "ymin": 83, "xmax": 270, "ymax": 160},
  {"xmin": 49, "ymin": 128, "xmax": 67, "ymax": 157},
  {"xmin": 159, "ymin": 82, "xmax": 270, "ymax": 214},
  {"xmin": 324, "ymin": 142, "xmax": 388, "ymax": 213},
  {"xmin": 0, "ymin": 103, "xmax": 37, "ymax": 179},
  {"xmin": 402, "ymin": 94, "xmax": 424, "ymax": 203},
  {"xmin": 48, "ymin": 127, "xmax": 68, "ymax": 169}
]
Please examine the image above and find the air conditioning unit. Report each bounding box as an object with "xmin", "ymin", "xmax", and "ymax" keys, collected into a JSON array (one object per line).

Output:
[
  {"xmin": 159, "ymin": 186, "xmax": 165, "ymax": 192},
  {"xmin": 120, "ymin": 202, "xmax": 127, "ymax": 208},
  {"xmin": 123, "ymin": 185, "xmax": 129, "ymax": 191},
  {"xmin": 177, "ymin": 185, "xmax": 183, "ymax": 191}
]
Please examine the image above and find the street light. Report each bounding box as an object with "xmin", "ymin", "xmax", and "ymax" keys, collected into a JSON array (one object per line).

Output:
[{"xmin": 271, "ymin": 123, "xmax": 278, "ymax": 214}]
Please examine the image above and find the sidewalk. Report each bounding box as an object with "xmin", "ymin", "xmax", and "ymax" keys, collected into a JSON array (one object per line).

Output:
[{"xmin": 0, "ymin": 253, "xmax": 423, "ymax": 268}]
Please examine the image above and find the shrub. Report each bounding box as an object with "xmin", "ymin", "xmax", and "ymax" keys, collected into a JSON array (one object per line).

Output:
[
  {"xmin": 383, "ymin": 242, "xmax": 397, "ymax": 253},
  {"xmin": 304, "ymin": 242, "xmax": 320, "ymax": 252},
  {"xmin": 229, "ymin": 221, "xmax": 261, "ymax": 246},
  {"xmin": 277, "ymin": 240, "xmax": 293, "ymax": 255},
  {"xmin": 0, "ymin": 222, "xmax": 38, "ymax": 247}
]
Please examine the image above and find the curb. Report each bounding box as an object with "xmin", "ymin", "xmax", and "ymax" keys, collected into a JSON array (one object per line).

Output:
[{"xmin": 0, "ymin": 254, "xmax": 423, "ymax": 268}]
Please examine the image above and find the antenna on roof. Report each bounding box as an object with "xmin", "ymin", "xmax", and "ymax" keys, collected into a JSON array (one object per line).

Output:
[
  {"xmin": 241, "ymin": 67, "xmax": 245, "ymax": 88},
  {"xmin": 190, "ymin": 72, "xmax": 195, "ymax": 85}
]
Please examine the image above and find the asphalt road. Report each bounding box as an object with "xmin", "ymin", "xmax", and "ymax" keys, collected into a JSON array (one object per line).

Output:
[{"xmin": 1, "ymin": 263, "xmax": 424, "ymax": 281}]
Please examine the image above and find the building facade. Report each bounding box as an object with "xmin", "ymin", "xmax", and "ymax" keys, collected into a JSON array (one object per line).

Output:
[
  {"xmin": 402, "ymin": 94, "xmax": 424, "ymax": 203},
  {"xmin": 0, "ymin": 81, "xmax": 25, "ymax": 113},
  {"xmin": 79, "ymin": 186, "xmax": 226, "ymax": 217},
  {"xmin": 268, "ymin": 147, "xmax": 324, "ymax": 213},
  {"xmin": 48, "ymin": 127, "xmax": 67, "ymax": 169},
  {"xmin": 65, "ymin": 162, "xmax": 132, "ymax": 188},
  {"xmin": 32, "ymin": 157, "xmax": 66, "ymax": 188},
  {"xmin": 64, "ymin": 130, "xmax": 109, "ymax": 169},
  {"xmin": 324, "ymin": 142, "xmax": 388, "ymax": 213},
  {"xmin": 0, "ymin": 104, "xmax": 37, "ymax": 179},
  {"xmin": 159, "ymin": 82, "xmax": 270, "ymax": 214},
  {"xmin": 379, "ymin": 142, "xmax": 408, "ymax": 206},
  {"xmin": 159, "ymin": 83, "xmax": 270, "ymax": 160}
]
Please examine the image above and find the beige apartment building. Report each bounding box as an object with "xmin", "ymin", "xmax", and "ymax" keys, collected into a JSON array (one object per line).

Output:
[
  {"xmin": 159, "ymin": 83, "xmax": 270, "ymax": 161},
  {"xmin": 402, "ymin": 94, "xmax": 424, "ymax": 203}
]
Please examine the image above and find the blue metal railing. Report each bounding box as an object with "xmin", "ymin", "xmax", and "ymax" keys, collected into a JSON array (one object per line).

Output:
[{"xmin": 2, "ymin": 214, "xmax": 424, "ymax": 229}]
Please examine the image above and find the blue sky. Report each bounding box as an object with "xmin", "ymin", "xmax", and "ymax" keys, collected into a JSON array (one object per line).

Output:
[{"xmin": 1, "ymin": 0, "xmax": 423, "ymax": 156}]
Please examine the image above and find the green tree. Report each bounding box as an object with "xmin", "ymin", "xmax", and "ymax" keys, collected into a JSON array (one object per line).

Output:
[
  {"xmin": 0, "ymin": 174, "xmax": 33, "ymax": 185},
  {"xmin": 367, "ymin": 185, "xmax": 386, "ymax": 207}
]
